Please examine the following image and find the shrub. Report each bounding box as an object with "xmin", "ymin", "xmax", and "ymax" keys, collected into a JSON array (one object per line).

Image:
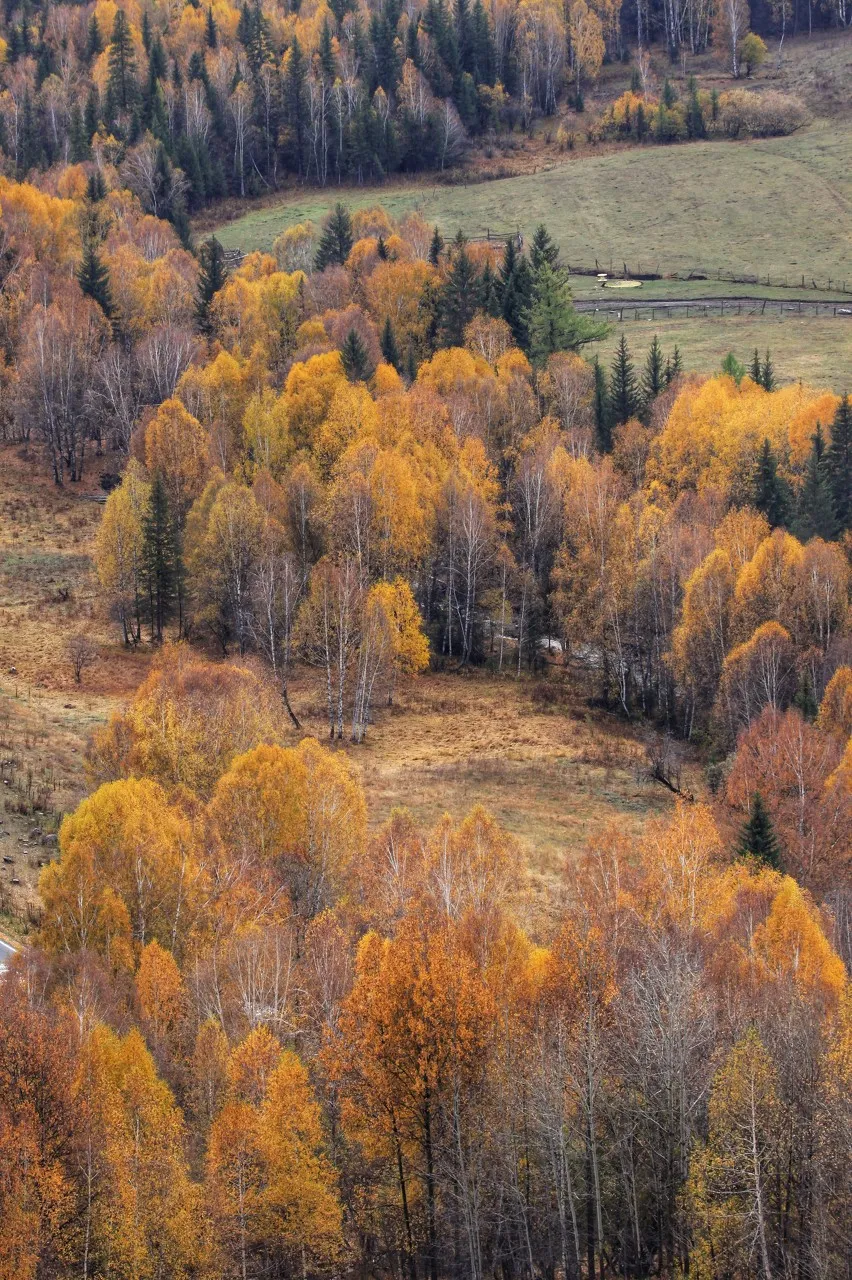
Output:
[{"xmin": 718, "ymin": 90, "xmax": 808, "ymax": 139}]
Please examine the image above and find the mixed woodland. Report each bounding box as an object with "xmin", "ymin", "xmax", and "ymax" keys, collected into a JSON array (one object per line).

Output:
[
  {"xmin": 0, "ymin": 97, "xmax": 851, "ymax": 1280},
  {"xmin": 0, "ymin": 0, "xmax": 838, "ymax": 218}
]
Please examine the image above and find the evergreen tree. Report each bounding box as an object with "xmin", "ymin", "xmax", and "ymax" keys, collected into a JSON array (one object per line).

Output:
[
  {"xmin": 721, "ymin": 352, "xmax": 745, "ymax": 384},
  {"xmin": 750, "ymin": 348, "xmax": 762, "ymax": 384},
  {"xmin": 406, "ymin": 345, "xmax": 418, "ymax": 384},
  {"xmin": 84, "ymin": 85, "xmax": 100, "ymax": 144},
  {"xmin": 77, "ymin": 239, "xmax": 113, "ymax": 319},
  {"xmin": 761, "ymin": 349, "xmax": 776, "ymax": 391},
  {"xmin": 480, "ymin": 261, "xmax": 501, "ymax": 318},
  {"xmin": 753, "ymin": 438, "xmax": 790, "ymax": 529},
  {"xmin": 685, "ymin": 76, "xmax": 705, "ymax": 139},
  {"xmin": 641, "ymin": 334, "xmax": 664, "ymax": 408},
  {"xmin": 428, "ymin": 225, "xmax": 444, "ymax": 266},
  {"xmin": 380, "ymin": 316, "xmax": 401, "ymax": 370},
  {"xmin": 86, "ymin": 13, "xmax": 102, "ymax": 60},
  {"xmin": 341, "ymin": 328, "xmax": 373, "ymax": 382},
  {"xmin": 86, "ymin": 169, "xmax": 107, "ymax": 203},
  {"xmin": 319, "ymin": 18, "xmax": 337, "ymax": 79},
  {"xmin": 610, "ymin": 333, "xmax": 639, "ymax": 425},
  {"xmin": 668, "ymin": 345, "xmax": 682, "ymax": 382},
  {"xmin": 662, "ymin": 77, "xmax": 676, "ymax": 107},
  {"xmin": 206, "ymin": 7, "xmax": 218, "ymax": 47},
  {"xmin": 439, "ymin": 245, "xmax": 481, "ymax": 346},
  {"xmin": 69, "ymin": 104, "xmax": 89, "ymax": 162},
  {"xmin": 529, "ymin": 224, "xmax": 559, "ymax": 273},
  {"xmin": 314, "ymin": 202, "xmax": 353, "ymax": 270},
  {"xmin": 107, "ymin": 9, "xmax": 138, "ymax": 112},
  {"xmin": 499, "ymin": 237, "xmax": 533, "ymax": 350},
  {"xmin": 827, "ymin": 394, "xmax": 852, "ymax": 531},
  {"xmin": 141, "ymin": 9, "xmax": 151, "ymax": 54},
  {"xmin": 736, "ymin": 793, "xmax": 781, "ymax": 870},
  {"xmin": 795, "ymin": 425, "xmax": 836, "ymax": 542},
  {"xmin": 142, "ymin": 474, "xmax": 177, "ymax": 644},
  {"xmin": 195, "ymin": 236, "xmax": 228, "ymax": 333},
  {"xmin": 525, "ymin": 262, "xmax": 608, "ymax": 366},
  {"xmin": 593, "ymin": 357, "xmax": 612, "ymax": 453}
]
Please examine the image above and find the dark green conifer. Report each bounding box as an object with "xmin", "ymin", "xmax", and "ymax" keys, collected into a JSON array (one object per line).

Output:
[
  {"xmin": 142, "ymin": 474, "xmax": 177, "ymax": 644},
  {"xmin": 796, "ymin": 425, "xmax": 837, "ymax": 542},
  {"xmin": 594, "ymin": 357, "xmax": 611, "ymax": 453},
  {"xmin": 314, "ymin": 202, "xmax": 354, "ymax": 270},
  {"xmin": 753, "ymin": 438, "xmax": 790, "ymax": 529},
  {"xmin": 499, "ymin": 237, "xmax": 533, "ymax": 350},
  {"xmin": 107, "ymin": 9, "xmax": 138, "ymax": 112},
  {"xmin": 380, "ymin": 316, "xmax": 401, "ymax": 370},
  {"xmin": 77, "ymin": 239, "xmax": 113, "ymax": 318},
  {"xmin": 341, "ymin": 328, "xmax": 373, "ymax": 382},
  {"xmin": 610, "ymin": 333, "xmax": 639, "ymax": 425},
  {"xmin": 761, "ymin": 349, "xmax": 776, "ymax": 392},
  {"xmin": 529, "ymin": 224, "xmax": 559, "ymax": 273},
  {"xmin": 428, "ymin": 225, "xmax": 444, "ymax": 266},
  {"xmin": 195, "ymin": 236, "xmax": 228, "ymax": 334},
  {"xmin": 206, "ymin": 7, "xmax": 218, "ymax": 47},
  {"xmin": 736, "ymin": 793, "xmax": 781, "ymax": 870},
  {"xmin": 750, "ymin": 348, "xmax": 762, "ymax": 384},
  {"xmin": 86, "ymin": 13, "xmax": 102, "ymax": 60},
  {"xmin": 641, "ymin": 334, "xmax": 664, "ymax": 408},
  {"xmin": 439, "ymin": 245, "xmax": 481, "ymax": 347},
  {"xmin": 827, "ymin": 394, "xmax": 852, "ymax": 532}
]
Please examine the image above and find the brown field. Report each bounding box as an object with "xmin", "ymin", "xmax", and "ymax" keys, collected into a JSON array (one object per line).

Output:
[{"xmin": 0, "ymin": 443, "xmax": 692, "ymax": 935}]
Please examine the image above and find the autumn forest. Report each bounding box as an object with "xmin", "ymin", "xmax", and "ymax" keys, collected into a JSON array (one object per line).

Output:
[{"xmin": 1, "ymin": 0, "xmax": 852, "ymax": 1272}]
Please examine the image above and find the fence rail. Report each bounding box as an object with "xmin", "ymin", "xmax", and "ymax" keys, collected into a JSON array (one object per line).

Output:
[
  {"xmin": 567, "ymin": 260, "xmax": 851, "ymax": 295},
  {"xmin": 575, "ymin": 298, "xmax": 852, "ymax": 321}
]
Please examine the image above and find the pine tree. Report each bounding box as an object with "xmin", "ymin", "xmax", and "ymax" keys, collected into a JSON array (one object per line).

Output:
[
  {"xmin": 736, "ymin": 793, "xmax": 781, "ymax": 869},
  {"xmin": 107, "ymin": 9, "xmax": 138, "ymax": 112},
  {"xmin": 77, "ymin": 239, "xmax": 113, "ymax": 318},
  {"xmin": 314, "ymin": 202, "xmax": 353, "ymax": 270},
  {"xmin": 380, "ymin": 316, "xmax": 401, "ymax": 370},
  {"xmin": 750, "ymin": 348, "xmax": 762, "ymax": 384},
  {"xmin": 641, "ymin": 334, "xmax": 664, "ymax": 408},
  {"xmin": 721, "ymin": 352, "xmax": 745, "ymax": 384},
  {"xmin": 142, "ymin": 474, "xmax": 177, "ymax": 644},
  {"xmin": 499, "ymin": 237, "xmax": 533, "ymax": 351},
  {"xmin": 439, "ymin": 245, "xmax": 481, "ymax": 347},
  {"xmin": 319, "ymin": 18, "xmax": 337, "ymax": 79},
  {"xmin": 529, "ymin": 224, "xmax": 559, "ymax": 273},
  {"xmin": 610, "ymin": 333, "xmax": 639, "ymax": 425},
  {"xmin": 525, "ymin": 262, "xmax": 608, "ymax": 366},
  {"xmin": 195, "ymin": 236, "xmax": 228, "ymax": 334},
  {"xmin": 827, "ymin": 394, "xmax": 852, "ymax": 531},
  {"xmin": 753, "ymin": 438, "xmax": 790, "ymax": 529},
  {"xmin": 796, "ymin": 425, "xmax": 837, "ymax": 542},
  {"xmin": 593, "ymin": 357, "xmax": 612, "ymax": 453},
  {"xmin": 341, "ymin": 328, "xmax": 373, "ymax": 382},
  {"xmin": 761, "ymin": 349, "xmax": 776, "ymax": 391},
  {"xmin": 428, "ymin": 225, "xmax": 444, "ymax": 266},
  {"xmin": 86, "ymin": 13, "xmax": 102, "ymax": 60},
  {"xmin": 668, "ymin": 345, "xmax": 683, "ymax": 382},
  {"xmin": 206, "ymin": 7, "xmax": 218, "ymax": 47},
  {"xmin": 480, "ymin": 261, "xmax": 501, "ymax": 318}
]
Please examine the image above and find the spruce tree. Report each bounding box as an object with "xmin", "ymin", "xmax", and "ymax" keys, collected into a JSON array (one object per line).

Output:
[
  {"xmin": 525, "ymin": 262, "xmax": 608, "ymax": 366},
  {"xmin": 428, "ymin": 225, "xmax": 444, "ymax": 266},
  {"xmin": 142, "ymin": 474, "xmax": 177, "ymax": 644},
  {"xmin": 380, "ymin": 316, "xmax": 401, "ymax": 370},
  {"xmin": 206, "ymin": 7, "xmax": 218, "ymax": 47},
  {"xmin": 107, "ymin": 9, "xmax": 138, "ymax": 112},
  {"xmin": 499, "ymin": 237, "xmax": 533, "ymax": 351},
  {"xmin": 480, "ymin": 261, "xmax": 502, "ymax": 318},
  {"xmin": 341, "ymin": 328, "xmax": 373, "ymax": 382},
  {"xmin": 86, "ymin": 13, "xmax": 102, "ymax": 60},
  {"xmin": 641, "ymin": 334, "xmax": 664, "ymax": 408},
  {"xmin": 610, "ymin": 333, "xmax": 639, "ymax": 425},
  {"xmin": 761, "ymin": 349, "xmax": 776, "ymax": 391},
  {"xmin": 795, "ymin": 425, "xmax": 837, "ymax": 542},
  {"xmin": 439, "ymin": 245, "xmax": 481, "ymax": 347},
  {"xmin": 529, "ymin": 224, "xmax": 559, "ymax": 273},
  {"xmin": 314, "ymin": 202, "xmax": 353, "ymax": 270},
  {"xmin": 668, "ymin": 345, "xmax": 682, "ymax": 382},
  {"xmin": 406, "ymin": 345, "xmax": 418, "ymax": 384},
  {"xmin": 195, "ymin": 236, "xmax": 228, "ymax": 333},
  {"xmin": 827, "ymin": 393, "xmax": 852, "ymax": 531},
  {"xmin": 750, "ymin": 348, "xmax": 762, "ymax": 384},
  {"xmin": 736, "ymin": 793, "xmax": 781, "ymax": 870},
  {"xmin": 77, "ymin": 239, "xmax": 113, "ymax": 319},
  {"xmin": 753, "ymin": 438, "xmax": 789, "ymax": 529},
  {"xmin": 593, "ymin": 357, "xmax": 612, "ymax": 453}
]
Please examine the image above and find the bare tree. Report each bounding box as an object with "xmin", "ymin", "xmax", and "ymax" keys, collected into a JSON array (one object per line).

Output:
[{"xmin": 68, "ymin": 633, "xmax": 97, "ymax": 685}]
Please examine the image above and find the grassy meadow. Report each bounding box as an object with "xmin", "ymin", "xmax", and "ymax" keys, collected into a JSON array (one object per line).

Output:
[{"xmin": 210, "ymin": 119, "xmax": 852, "ymax": 287}]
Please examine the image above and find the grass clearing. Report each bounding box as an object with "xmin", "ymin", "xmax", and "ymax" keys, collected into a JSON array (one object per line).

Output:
[
  {"xmin": 589, "ymin": 313, "xmax": 851, "ymax": 389},
  {"xmin": 211, "ymin": 118, "xmax": 852, "ymax": 288}
]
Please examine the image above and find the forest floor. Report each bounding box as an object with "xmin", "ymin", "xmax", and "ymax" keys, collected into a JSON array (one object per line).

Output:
[
  {"xmin": 204, "ymin": 31, "xmax": 852, "ymax": 388},
  {"xmin": 0, "ymin": 444, "xmax": 693, "ymax": 936}
]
